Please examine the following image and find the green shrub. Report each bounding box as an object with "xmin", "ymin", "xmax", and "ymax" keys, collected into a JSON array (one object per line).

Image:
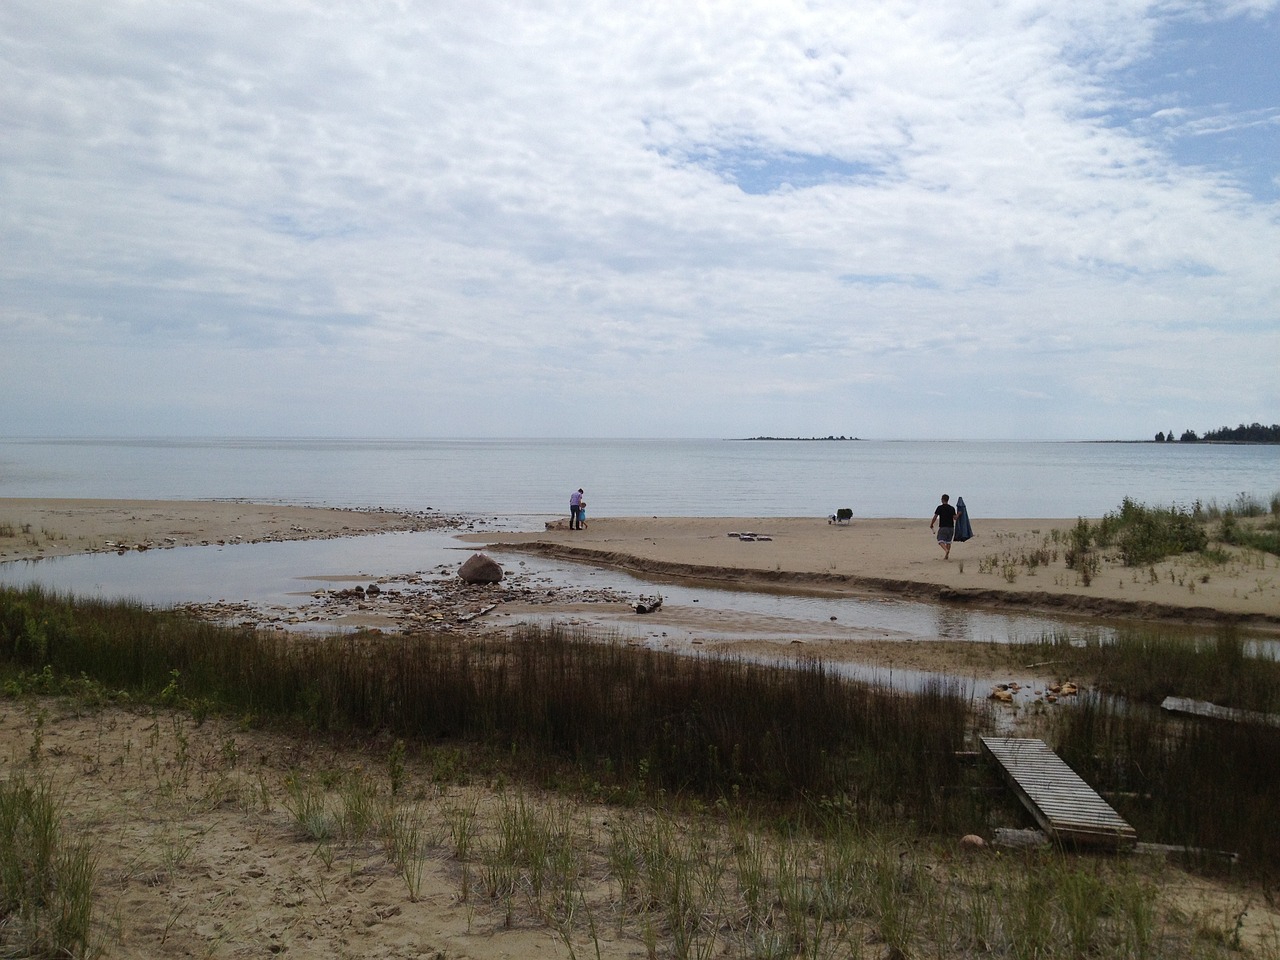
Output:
[{"xmin": 1096, "ymin": 498, "xmax": 1207, "ymax": 566}]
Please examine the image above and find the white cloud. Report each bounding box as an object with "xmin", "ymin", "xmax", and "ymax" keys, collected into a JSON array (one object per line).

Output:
[{"xmin": 1, "ymin": 0, "xmax": 1277, "ymax": 439}]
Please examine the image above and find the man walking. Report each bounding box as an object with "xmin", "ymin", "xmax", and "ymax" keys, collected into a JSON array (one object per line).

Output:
[
  {"xmin": 930, "ymin": 493, "xmax": 957, "ymax": 560},
  {"xmin": 569, "ymin": 488, "xmax": 584, "ymax": 530}
]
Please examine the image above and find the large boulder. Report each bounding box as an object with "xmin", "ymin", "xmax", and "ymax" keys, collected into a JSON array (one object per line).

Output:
[{"xmin": 458, "ymin": 553, "xmax": 504, "ymax": 584}]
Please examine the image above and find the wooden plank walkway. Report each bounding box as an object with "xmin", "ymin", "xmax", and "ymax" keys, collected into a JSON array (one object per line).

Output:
[{"xmin": 980, "ymin": 737, "xmax": 1137, "ymax": 850}]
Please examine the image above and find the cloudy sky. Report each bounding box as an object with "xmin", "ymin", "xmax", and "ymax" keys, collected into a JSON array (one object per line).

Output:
[{"xmin": 3, "ymin": 0, "xmax": 1277, "ymax": 440}]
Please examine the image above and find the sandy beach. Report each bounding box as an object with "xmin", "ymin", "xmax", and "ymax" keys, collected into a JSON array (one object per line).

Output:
[
  {"xmin": 5, "ymin": 499, "xmax": 1280, "ymax": 957},
  {"xmin": 4, "ymin": 499, "xmax": 1278, "ymax": 632}
]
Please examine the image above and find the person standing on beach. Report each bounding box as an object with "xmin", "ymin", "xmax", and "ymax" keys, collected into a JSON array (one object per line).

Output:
[
  {"xmin": 569, "ymin": 488, "xmax": 584, "ymax": 530},
  {"xmin": 930, "ymin": 494, "xmax": 957, "ymax": 560}
]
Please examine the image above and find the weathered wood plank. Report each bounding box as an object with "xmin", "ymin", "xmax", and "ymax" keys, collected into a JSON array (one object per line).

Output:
[
  {"xmin": 1160, "ymin": 696, "xmax": 1280, "ymax": 728},
  {"xmin": 981, "ymin": 737, "xmax": 1137, "ymax": 850}
]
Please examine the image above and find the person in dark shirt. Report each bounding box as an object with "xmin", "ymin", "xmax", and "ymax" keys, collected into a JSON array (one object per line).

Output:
[{"xmin": 930, "ymin": 493, "xmax": 958, "ymax": 560}]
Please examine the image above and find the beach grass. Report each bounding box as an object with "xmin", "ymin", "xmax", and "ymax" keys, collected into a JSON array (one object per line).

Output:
[
  {"xmin": 0, "ymin": 771, "xmax": 98, "ymax": 958},
  {"xmin": 3, "ymin": 585, "xmax": 1280, "ymax": 957}
]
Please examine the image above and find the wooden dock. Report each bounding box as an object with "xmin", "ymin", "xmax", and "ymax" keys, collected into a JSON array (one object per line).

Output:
[{"xmin": 980, "ymin": 737, "xmax": 1137, "ymax": 850}]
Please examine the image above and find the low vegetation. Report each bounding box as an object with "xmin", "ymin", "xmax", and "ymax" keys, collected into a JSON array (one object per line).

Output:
[
  {"xmin": 1, "ymin": 586, "xmax": 1279, "ymax": 957},
  {"xmin": 975, "ymin": 493, "xmax": 1280, "ymax": 587}
]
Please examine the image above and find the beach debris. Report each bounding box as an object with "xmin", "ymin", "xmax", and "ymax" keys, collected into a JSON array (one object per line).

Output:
[
  {"xmin": 458, "ymin": 553, "xmax": 504, "ymax": 584},
  {"xmin": 457, "ymin": 603, "xmax": 498, "ymax": 623},
  {"xmin": 992, "ymin": 828, "xmax": 1050, "ymax": 850},
  {"xmin": 1161, "ymin": 695, "xmax": 1280, "ymax": 727},
  {"xmin": 634, "ymin": 595, "xmax": 664, "ymax": 614}
]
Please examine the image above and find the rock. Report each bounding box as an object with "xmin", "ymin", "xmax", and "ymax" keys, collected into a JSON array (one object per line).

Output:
[
  {"xmin": 366, "ymin": 583, "xmax": 381, "ymax": 595},
  {"xmin": 458, "ymin": 553, "xmax": 504, "ymax": 584}
]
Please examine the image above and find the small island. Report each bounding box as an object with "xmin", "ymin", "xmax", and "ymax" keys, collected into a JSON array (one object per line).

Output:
[{"xmin": 736, "ymin": 435, "xmax": 865, "ymax": 441}]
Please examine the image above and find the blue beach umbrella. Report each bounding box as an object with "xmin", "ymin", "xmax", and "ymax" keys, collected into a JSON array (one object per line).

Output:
[{"xmin": 954, "ymin": 497, "xmax": 974, "ymax": 542}]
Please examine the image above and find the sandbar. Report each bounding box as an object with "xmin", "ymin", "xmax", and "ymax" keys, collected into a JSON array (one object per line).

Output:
[{"xmin": 467, "ymin": 515, "xmax": 1280, "ymax": 629}]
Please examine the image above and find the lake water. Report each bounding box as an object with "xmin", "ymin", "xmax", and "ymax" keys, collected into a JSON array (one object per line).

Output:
[
  {"xmin": 3, "ymin": 437, "xmax": 1273, "ymax": 701},
  {"xmin": 2, "ymin": 436, "xmax": 1276, "ymax": 519}
]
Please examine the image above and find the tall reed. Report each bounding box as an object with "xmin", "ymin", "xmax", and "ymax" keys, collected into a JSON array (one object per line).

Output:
[{"xmin": 0, "ymin": 587, "xmax": 975, "ymax": 830}]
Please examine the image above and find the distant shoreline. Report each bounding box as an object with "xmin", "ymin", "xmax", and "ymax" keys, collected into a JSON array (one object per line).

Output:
[{"xmin": 733, "ymin": 435, "xmax": 865, "ymax": 441}]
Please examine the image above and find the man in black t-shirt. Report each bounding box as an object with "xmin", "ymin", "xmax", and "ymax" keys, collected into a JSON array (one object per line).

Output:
[{"xmin": 930, "ymin": 493, "xmax": 957, "ymax": 560}]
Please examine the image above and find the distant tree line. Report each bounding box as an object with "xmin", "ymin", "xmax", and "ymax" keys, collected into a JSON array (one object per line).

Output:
[{"xmin": 1154, "ymin": 423, "xmax": 1280, "ymax": 443}]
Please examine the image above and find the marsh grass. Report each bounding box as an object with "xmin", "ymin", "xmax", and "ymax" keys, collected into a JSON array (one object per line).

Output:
[
  {"xmin": 1013, "ymin": 626, "xmax": 1280, "ymax": 872},
  {"xmin": 0, "ymin": 586, "xmax": 974, "ymax": 826}
]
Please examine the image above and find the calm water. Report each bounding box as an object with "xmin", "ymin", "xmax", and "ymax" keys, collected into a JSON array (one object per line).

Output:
[
  {"xmin": 2, "ymin": 436, "xmax": 1276, "ymax": 519},
  {"xmin": 3, "ymin": 438, "xmax": 1273, "ymax": 701}
]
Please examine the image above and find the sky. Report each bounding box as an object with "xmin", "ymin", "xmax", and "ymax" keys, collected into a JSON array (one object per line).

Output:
[{"xmin": 2, "ymin": 0, "xmax": 1278, "ymax": 440}]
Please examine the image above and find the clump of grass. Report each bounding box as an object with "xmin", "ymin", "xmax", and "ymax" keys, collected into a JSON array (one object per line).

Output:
[
  {"xmin": 1219, "ymin": 512, "xmax": 1280, "ymax": 558},
  {"xmin": 1194, "ymin": 491, "xmax": 1280, "ymax": 521},
  {"xmin": 1061, "ymin": 518, "xmax": 1101, "ymax": 584},
  {"xmin": 0, "ymin": 773, "xmax": 98, "ymax": 958}
]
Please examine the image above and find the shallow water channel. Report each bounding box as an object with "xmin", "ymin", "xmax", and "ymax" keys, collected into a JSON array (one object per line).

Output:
[
  {"xmin": 0, "ymin": 527, "xmax": 1101, "ymax": 640},
  {"xmin": 8, "ymin": 527, "xmax": 1273, "ymax": 740}
]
